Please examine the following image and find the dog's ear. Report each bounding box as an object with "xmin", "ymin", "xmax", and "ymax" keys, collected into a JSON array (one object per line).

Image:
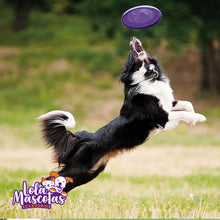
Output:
[
  {"xmin": 120, "ymin": 52, "xmax": 134, "ymax": 84},
  {"xmin": 120, "ymin": 71, "xmax": 130, "ymax": 85},
  {"xmin": 51, "ymin": 177, "xmax": 55, "ymax": 182},
  {"xmin": 50, "ymin": 171, "xmax": 59, "ymax": 178},
  {"xmin": 65, "ymin": 177, "xmax": 73, "ymax": 183},
  {"xmin": 41, "ymin": 177, "xmax": 45, "ymax": 182}
]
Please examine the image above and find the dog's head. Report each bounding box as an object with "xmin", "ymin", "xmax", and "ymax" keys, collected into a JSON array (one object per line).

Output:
[{"xmin": 120, "ymin": 37, "xmax": 163, "ymax": 86}]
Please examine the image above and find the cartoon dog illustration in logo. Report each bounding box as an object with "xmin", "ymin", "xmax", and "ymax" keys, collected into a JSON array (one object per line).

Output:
[{"xmin": 42, "ymin": 171, "xmax": 73, "ymax": 196}]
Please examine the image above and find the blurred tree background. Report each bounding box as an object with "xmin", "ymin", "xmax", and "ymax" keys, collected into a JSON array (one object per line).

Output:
[
  {"xmin": 4, "ymin": 0, "xmax": 220, "ymax": 93},
  {"xmin": 0, "ymin": 0, "xmax": 220, "ymax": 129},
  {"xmin": 77, "ymin": 0, "xmax": 220, "ymax": 94}
]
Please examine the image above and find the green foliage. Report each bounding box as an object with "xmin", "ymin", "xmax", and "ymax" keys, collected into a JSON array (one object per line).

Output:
[{"xmin": 2, "ymin": 0, "xmax": 219, "ymax": 51}]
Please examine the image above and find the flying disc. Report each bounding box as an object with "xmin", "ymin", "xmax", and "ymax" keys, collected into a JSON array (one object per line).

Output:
[{"xmin": 121, "ymin": 5, "xmax": 162, "ymax": 29}]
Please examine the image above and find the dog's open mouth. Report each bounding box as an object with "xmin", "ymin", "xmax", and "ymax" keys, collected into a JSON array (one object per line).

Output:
[
  {"xmin": 130, "ymin": 37, "xmax": 148, "ymax": 61},
  {"xmin": 135, "ymin": 41, "xmax": 143, "ymax": 53}
]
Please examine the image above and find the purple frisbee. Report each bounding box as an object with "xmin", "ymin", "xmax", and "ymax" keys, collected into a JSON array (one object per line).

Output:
[{"xmin": 122, "ymin": 5, "xmax": 162, "ymax": 29}]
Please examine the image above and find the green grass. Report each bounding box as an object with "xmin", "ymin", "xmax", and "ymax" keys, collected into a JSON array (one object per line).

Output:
[
  {"xmin": 1, "ymin": 169, "xmax": 219, "ymax": 218},
  {"xmin": 148, "ymin": 125, "xmax": 220, "ymax": 147}
]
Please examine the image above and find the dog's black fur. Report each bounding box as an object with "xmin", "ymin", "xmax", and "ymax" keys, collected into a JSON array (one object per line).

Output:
[{"xmin": 38, "ymin": 37, "xmax": 205, "ymax": 192}]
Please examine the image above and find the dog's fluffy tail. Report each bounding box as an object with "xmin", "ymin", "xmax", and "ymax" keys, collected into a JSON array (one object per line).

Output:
[{"xmin": 37, "ymin": 110, "xmax": 77, "ymax": 164}]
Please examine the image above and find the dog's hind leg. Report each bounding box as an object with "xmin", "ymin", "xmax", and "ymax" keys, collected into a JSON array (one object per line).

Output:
[{"xmin": 59, "ymin": 164, "xmax": 106, "ymax": 192}]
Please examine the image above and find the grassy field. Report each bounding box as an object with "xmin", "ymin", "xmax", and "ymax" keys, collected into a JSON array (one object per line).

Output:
[
  {"xmin": 0, "ymin": 3, "xmax": 220, "ymax": 219},
  {"xmin": 1, "ymin": 146, "xmax": 220, "ymax": 218}
]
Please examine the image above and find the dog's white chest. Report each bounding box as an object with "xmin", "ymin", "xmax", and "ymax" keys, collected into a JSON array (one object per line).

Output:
[{"xmin": 137, "ymin": 80, "xmax": 174, "ymax": 112}]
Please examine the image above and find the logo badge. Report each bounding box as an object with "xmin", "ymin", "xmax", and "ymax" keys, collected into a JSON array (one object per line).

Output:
[{"xmin": 12, "ymin": 171, "xmax": 73, "ymax": 209}]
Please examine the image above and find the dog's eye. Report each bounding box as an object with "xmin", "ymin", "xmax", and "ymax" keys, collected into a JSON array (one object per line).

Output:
[{"xmin": 149, "ymin": 64, "xmax": 155, "ymax": 71}]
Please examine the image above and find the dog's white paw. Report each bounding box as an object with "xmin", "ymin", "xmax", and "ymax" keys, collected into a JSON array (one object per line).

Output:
[
  {"xmin": 190, "ymin": 113, "xmax": 206, "ymax": 125},
  {"xmin": 185, "ymin": 102, "xmax": 195, "ymax": 113}
]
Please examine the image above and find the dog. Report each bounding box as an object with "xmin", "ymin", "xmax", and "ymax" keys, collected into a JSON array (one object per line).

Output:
[{"xmin": 38, "ymin": 37, "xmax": 206, "ymax": 193}]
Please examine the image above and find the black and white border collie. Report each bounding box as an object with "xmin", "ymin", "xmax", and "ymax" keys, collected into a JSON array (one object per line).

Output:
[{"xmin": 38, "ymin": 37, "xmax": 206, "ymax": 192}]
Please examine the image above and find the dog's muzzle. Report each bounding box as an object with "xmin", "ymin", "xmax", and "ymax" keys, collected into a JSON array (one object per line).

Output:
[{"xmin": 130, "ymin": 37, "xmax": 149, "ymax": 62}]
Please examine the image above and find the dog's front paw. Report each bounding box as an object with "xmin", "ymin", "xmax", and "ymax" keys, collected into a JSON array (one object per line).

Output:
[
  {"xmin": 185, "ymin": 102, "xmax": 195, "ymax": 113},
  {"xmin": 190, "ymin": 113, "xmax": 206, "ymax": 125}
]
